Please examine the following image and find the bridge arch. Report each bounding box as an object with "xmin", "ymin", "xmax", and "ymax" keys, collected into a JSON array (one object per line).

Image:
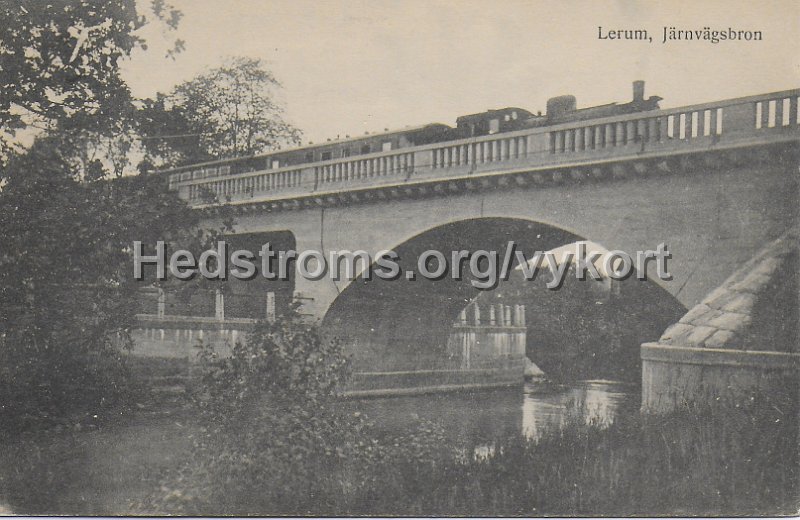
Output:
[{"xmin": 320, "ymin": 216, "xmax": 686, "ymax": 381}]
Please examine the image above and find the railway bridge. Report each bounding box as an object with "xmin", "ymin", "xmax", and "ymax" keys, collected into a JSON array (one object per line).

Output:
[{"xmin": 137, "ymin": 88, "xmax": 799, "ymax": 400}]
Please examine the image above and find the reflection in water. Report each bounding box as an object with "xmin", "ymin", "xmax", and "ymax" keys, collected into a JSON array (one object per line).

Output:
[
  {"xmin": 347, "ymin": 380, "xmax": 637, "ymax": 445},
  {"xmin": 521, "ymin": 380, "xmax": 634, "ymax": 440}
]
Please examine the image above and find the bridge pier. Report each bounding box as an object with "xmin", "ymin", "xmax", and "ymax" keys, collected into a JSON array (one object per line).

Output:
[{"xmin": 343, "ymin": 301, "xmax": 528, "ymax": 397}]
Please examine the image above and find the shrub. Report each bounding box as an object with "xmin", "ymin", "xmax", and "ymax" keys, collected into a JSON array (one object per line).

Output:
[{"xmin": 138, "ymin": 312, "xmax": 798, "ymax": 516}]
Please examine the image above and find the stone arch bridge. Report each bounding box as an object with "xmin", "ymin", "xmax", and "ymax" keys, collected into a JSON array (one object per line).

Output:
[{"xmin": 136, "ymin": 88, "xmax": 799, "ymax": 397}]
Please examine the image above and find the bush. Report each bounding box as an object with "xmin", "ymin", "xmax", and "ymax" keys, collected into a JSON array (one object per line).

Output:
[
  {"xmin": 0, "ymin": 141, "xmax": 206, "ymax": 434},
  {"xmin": 142, "ymin": 312, "xmax": 458, "ymax": 515},
  {"xmin": 140, "ymin": 351, "xmax": 798, "ymax": 517},
  {"xmin": 0, "ymin": 334, "xmax": 140, "ymax": 435}
]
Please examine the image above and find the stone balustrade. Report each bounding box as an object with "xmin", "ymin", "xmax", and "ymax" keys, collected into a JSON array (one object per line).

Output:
[
  {"xmin": 447, "ymin": 302, "xmax": 527, "ymax": 370},
  {"xmin": 165, "ymin": 89, "xmax": 800, "ymax": 208}
]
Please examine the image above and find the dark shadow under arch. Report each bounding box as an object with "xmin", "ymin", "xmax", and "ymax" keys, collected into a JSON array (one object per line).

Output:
[
  {"xmin": 322, "ymin": 217, "xmax": 686, "ymax": 381},
  {"xmin": 477, "ymin": 266, "xmax": 687, "ymax": 382}
]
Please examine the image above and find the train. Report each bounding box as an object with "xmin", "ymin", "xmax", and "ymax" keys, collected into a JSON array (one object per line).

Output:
[{"xmin": 164, "ymin": 81, "xmax": 662, "ymax": 180}]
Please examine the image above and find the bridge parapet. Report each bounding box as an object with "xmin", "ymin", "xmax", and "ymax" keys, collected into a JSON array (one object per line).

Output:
[{"xmin": 167, "ymin": 89, "xmax": 800, "ymax": 208}]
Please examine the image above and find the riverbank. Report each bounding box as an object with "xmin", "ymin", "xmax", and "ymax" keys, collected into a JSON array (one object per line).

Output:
[
  {"xmin": 141, "ymin": 393, "xmax": 797, "ymax": 516},
  {"xmin": 0, "ymin": 407, "xmax": 197, "ymax": 515},
  {"xmin": 0, "ymin": 386, "xmax": 796, "ymax": 516}
]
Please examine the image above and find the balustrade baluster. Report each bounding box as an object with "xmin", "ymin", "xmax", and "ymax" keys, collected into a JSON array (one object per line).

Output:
[
  {"xmin": 552, "ymin": 132, "xmax": 561, "ymax": 153},
  {"xmin": 613, "ymin": 122, "xmax": 623, "ymax": 145},
  {"xmin": 624, "ymin": 121, "xmax": 635, "ymax": 144},
  {"xmin": 681, "ymin": 113, "xmax": 689, "ymax": 139},
  {"xmin": 692, "ymin": 110, "xmax": 706, "ymax": 137},
  {"xmin": 779, "ymin": 98, "xmax": 789, "ymax": 126},
  {"xmin": 767, "ymin": 100, "xmax": 776, "ymax": 128}
]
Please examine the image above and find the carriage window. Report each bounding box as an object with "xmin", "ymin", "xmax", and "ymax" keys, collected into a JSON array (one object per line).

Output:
[
  {"xmin": 342, "ymin": 148, "xmax": 351, "ymax": 157},
  {"xmin": 361, "ymin": 144, "xmax": 371, "ymax": 154},
  {"xmin": 489, "ymin": 118, "xmax": 500, "ymax": 134},
  {"xmin": 382, "ymin": 141, "xmax": 392, "ymax": 152},
  {"xmin": 321, "ymin": 151, "xmax": 332, "ymax": 161},
  {"xmin": 271, "ymin": 159, "xmax": 280, "ymax": 169},
  {"xmin": 305, "ymin": 152, "xmax": 314, "ymax": 162}
]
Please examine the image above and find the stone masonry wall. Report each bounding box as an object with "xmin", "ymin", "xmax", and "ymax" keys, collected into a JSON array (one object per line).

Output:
[{"xmin": 642, "ymin": 230, "xmax": 799, "ymax": 413}]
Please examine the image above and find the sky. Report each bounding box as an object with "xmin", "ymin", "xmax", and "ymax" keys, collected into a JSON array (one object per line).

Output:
[{"xmin": 121, "ymin": 0, "xmax": 799, "ymax": 145}]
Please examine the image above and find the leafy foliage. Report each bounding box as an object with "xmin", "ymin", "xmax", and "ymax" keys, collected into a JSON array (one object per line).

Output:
[
  {"xmin": 0, "ymin": 0, "xmax": 258, "ymax": 432},
  {"xmin": 138, "ymin": 315, "xmax": 452, "ymax": 515},
  {"xmin": 193, "ymin": 311, "xmax": 350, "ymax": 417},
  {"xmin": 138, "ymin": 57, "xmax": 302, "ymax": 167},
  {"xmin": 0, "ymin": 0, "xmax": 182, "ymax": 163},
  {"xmin": 0, "ymin": 135, "xmax": 210, "ymax": 428},
  {"xmin": 140, "ymin": 392, "xmax": 798, "ymax": 516}
]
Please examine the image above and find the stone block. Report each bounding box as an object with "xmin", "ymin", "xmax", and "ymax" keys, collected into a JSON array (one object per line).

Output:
[
  {"xmin": 679, "ymin": 304, "xmax": 711, "ymax": 324},
  {"xmin": 732, "ymin": 274, "xmax": 771, "ymax": 294},
  {"xmin": 704, "ymin": 289, "xmax": 738, "ymax": 310},
  {"xmin": 693, "ymin": 309, "xmax": 724, "ymax": 326},
  {"xmin": 685, "ymin": 325, "xmax": 718, "ymax": 347},
  {"xmin": 707, "ymin": 311, "xmax": 751, "ymax": 332},
  {"xmin": 660, "ymin": 323, "xmax": 694, "ymax": 343},
  {"xmin": 700, "ymin": 285, "xmax": 730, "ymax": 306},
  {"xmin": 749, "ymin": 257, "xmax": 781, "ymax": 279},
  {"xmin": 722, "ymin": 293, "xmax": 758, "ymax": 314},
  {"xmin": 704, "ymin": 329, "xmax": 737, "ymax": 349}
]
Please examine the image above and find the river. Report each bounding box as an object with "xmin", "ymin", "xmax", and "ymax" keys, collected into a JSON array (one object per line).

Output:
[{"xmin": 347, "ymin": 380, "xmax": 639, "ymax": 445}]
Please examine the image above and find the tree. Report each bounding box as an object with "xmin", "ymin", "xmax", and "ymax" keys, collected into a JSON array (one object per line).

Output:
[
  {"xmin": 138, "ymin": 57, "xmax": 302, "ymax": 167},
  {"xmin": 0, "ymin": 0, "xmax": 199, "ymax": 430},
  {"xmin": 0, "ymin": 134, "xmax": 220, "ymax": 427},
  {"xmin": 0, "ymin": 0, "xmax": 183, "ymax": 165},
  {"xmin": 0, "ymin": 3, "xmax": 302, "ymax": 432}
]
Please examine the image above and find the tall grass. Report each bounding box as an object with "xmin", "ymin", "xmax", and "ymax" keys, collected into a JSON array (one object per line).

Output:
[{"xmin": 141, "ymin": 394, "xmax": 798, "ymax": 516}]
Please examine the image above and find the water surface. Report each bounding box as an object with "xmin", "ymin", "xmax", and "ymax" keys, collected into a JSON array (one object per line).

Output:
[{"xmin": 348, "ymin": 380, "xmax": 638, "ymax": 445}]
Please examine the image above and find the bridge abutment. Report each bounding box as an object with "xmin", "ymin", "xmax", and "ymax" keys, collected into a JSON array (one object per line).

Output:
[{"xmin": 641, "ymin": 231, "xmax": 799, "ymax": 413}]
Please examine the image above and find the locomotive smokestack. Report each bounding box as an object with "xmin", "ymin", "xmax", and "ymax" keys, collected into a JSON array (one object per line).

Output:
[
  {"xmin": 633, "ymin": 80, "xmax": 645, "ymax": 102},
  {"xmin": 546, "ymin": 95, "xmax": 577, "ymax": 120}
]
